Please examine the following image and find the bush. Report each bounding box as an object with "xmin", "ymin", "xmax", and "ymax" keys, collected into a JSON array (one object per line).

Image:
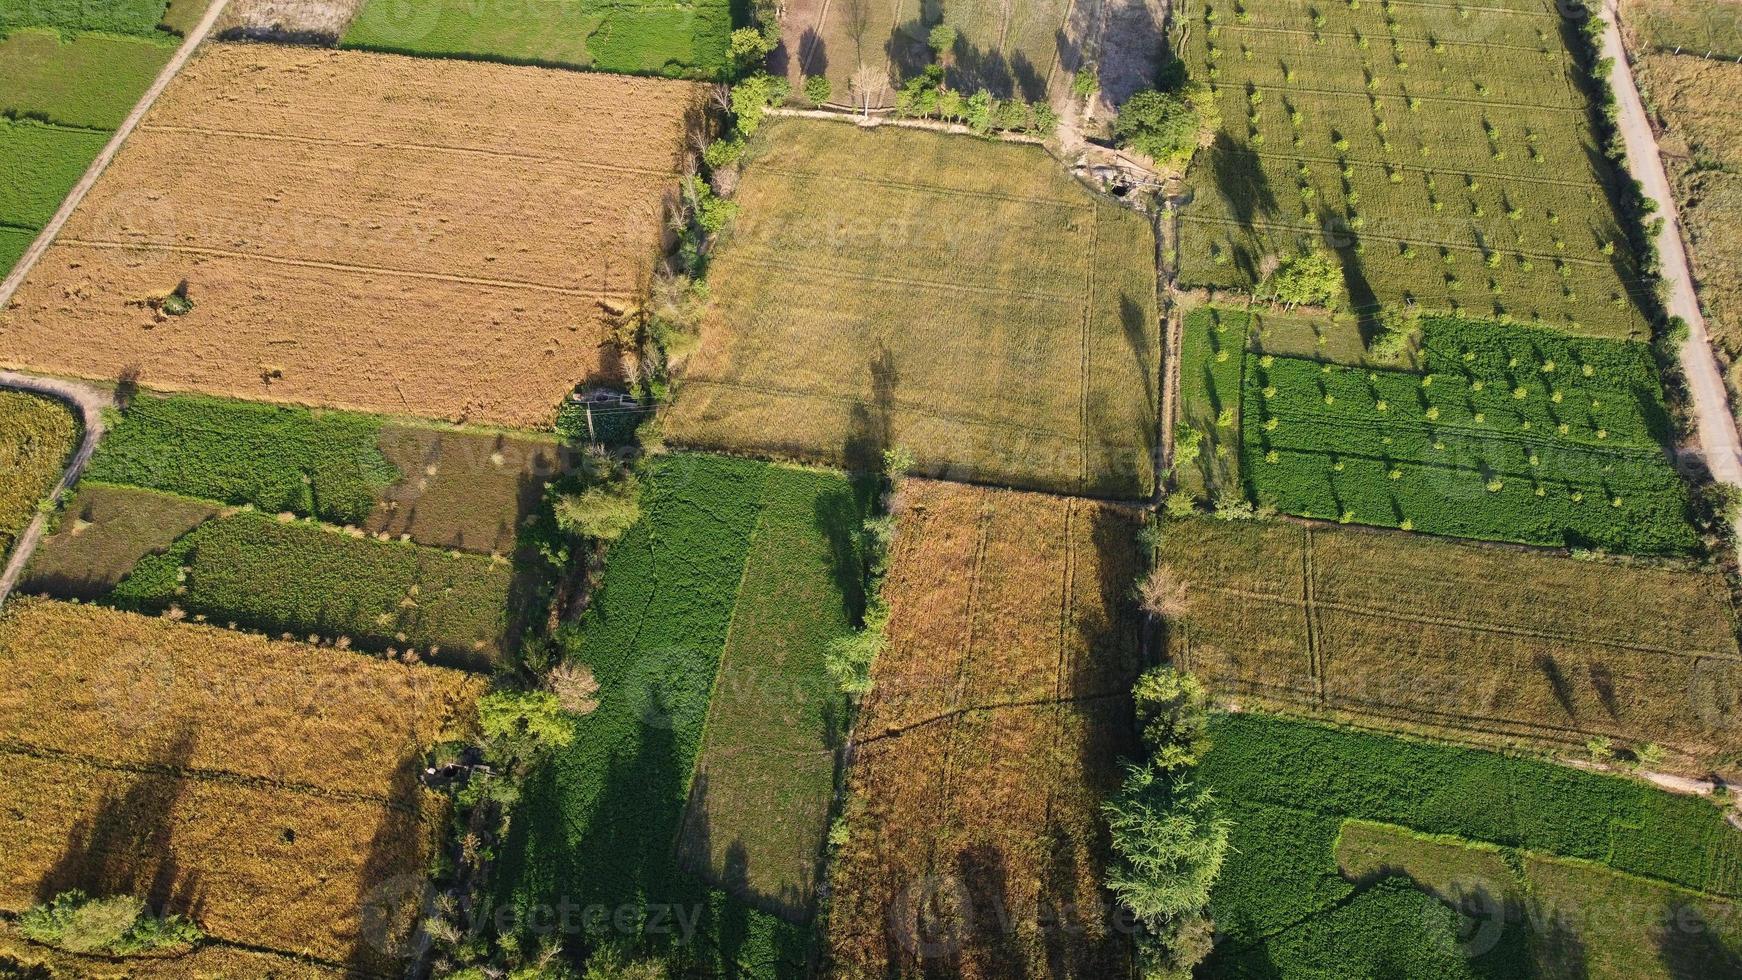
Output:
[
  {"xmin": 803, "ymin": 73, "xmax": 832, "ymax": 107},
  {"xmin": 18, "ymin": 891, "xmax": 202, "ymax": 955},
  {"xmin": 1115, "ymin": 90, "xmax": 1199, "ymax": 165}
]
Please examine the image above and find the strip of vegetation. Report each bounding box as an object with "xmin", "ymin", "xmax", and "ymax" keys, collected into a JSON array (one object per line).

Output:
[
  {"xmin": 1174, "ymin": 307, "xmax": 1249, "ymax": 502},
  {"xmin": 18, "ymin": 891, "xmax": 202, "ymax": 956},
  {"xmin": 86, "ymin": 393, "xmax": 400, "ymax": 526},
  {"xmin": 111, "ymin": 510, "xmax": 510, "ymax": 666},
  {"xmin": 0, "ymin": 0, "xmax": 170, "ymax": 35},
  {"xmin": 1241, "ymin": 314, "xmax": 1697, "ymax": 553}
]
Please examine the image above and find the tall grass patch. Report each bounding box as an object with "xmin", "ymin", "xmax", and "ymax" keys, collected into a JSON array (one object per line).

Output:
[{"xmin": 0, "ymin": 390, "xmax": 79, "ymax": 558}]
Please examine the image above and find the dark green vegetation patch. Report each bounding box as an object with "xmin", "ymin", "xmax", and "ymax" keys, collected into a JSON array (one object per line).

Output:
[
  {"xmin": 341, "ymin": 0, "xmax": 731, "ymax": 79},
  {"xmin": 0, "ymin": 0, "xmax": 170, "ymax": 35},
  {"xmin": 112, "ymin": 510, "xmax": 511, "ymax": 667},
  {"xmin": 497, "ymin": 454, "xmax": 867, "ymax": 975},
  {"xmin": 1242, "ymin": 316, "xmax": 1694, "ymax": 553},
  {"xmin": 1201, "ymin": 713, "xmax": 1742, "ymax": 977},
  {"xmin": 88, "ymin": 393, "xmax": 399, "ymax": 526}
]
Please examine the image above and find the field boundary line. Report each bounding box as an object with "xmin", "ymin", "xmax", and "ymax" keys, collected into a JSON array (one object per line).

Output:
[
  {"xmin": 1078, "ymin": 207, "xmax": 1098, "ymax": 488},
  {"xmin": 54, "ymin": 239, "xmax": 634, "ymax": 299},
  {"xmin": 676, "ymin": 376, "xmax": 1084, "ymax": 441},
  {"xmin": 1302, "ymin": 527, "xmax": 1325, "ymax": 703},
  {"xmin": 0, "ymin": 740, "xmax": 431, "ymax": 815},
  {"xmin": 1200, "ymin": 582, "xmax": 1742, "ymax": 661},
  {"xmin": 713, "ymin": 252, "xmax": 1084, "ymax": 304},
  {"xmin": 1245, "ymin": 80, "xmax": 1586, "ymax": 113},
  {"xmin": 755, "ymin": 165, "xmax": 1092, "ymax": 211},
  {"xmin": 854, "ymin": 689, "xmax": 1133, "ymax": 746},
  {"xmin": 0, "ymin": 0, "xmax": 231, "ymax": 309},
  {"xmin": 136, "ymin": 123, "xmax": 679, "ymax": 179}
]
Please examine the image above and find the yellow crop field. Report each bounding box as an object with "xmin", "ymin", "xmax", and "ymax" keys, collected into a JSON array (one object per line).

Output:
[
  {"xmin": 826, "ymin": 481, "xmax": 1143, "ymax": 977},
  {"xmin": 1162, "ymin": 517, "xmax": 1742, "ymax": 773},
  {"xmin": 668, "ymin": 119, "xmax": 1160, "ymax": 498},
  {"xmin": 0, "ymin": 44, "xmax": 707, "ymax": 428},
  {"xmin": 0, "ymin": 599, "xmax": 481, "ymax": 973},
  {"xmin": 0, "ymin": 390, "xmax": 79, "ymax": 558}
]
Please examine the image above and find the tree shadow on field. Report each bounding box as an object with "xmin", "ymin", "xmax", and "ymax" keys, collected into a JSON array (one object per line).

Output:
[
  {"xmin": 37, "ymin": 724, "xmax": 207, "ymax": 925},
  {"xmin": 1209, "ymin": 133, "xmax": 1275, "ymax": 284},
  {"xmin": 844, "ymin": 345, "xmax": 899, "ymax": 476},
  {"xmin": 1533, "ymin": 653, "xmax": 1578, "ymax": 720},
  {"xmin": 1654, "ymin": 900, "xmax": 1742, "ymax": 977},
  {"xmin": 347, "ymin": 736, "xmax": 436, "ymax": 975},
  {"xmin": 1315, "ymin": 205, "xmax": 1380, "ymax": 336},
  {"xmin": 813, "ymin": 483, "xmax": 869, "ymax": 630},
  {"xmin": 1121, "ymin": 293, "xmax": 1159, "ymax": 451},
  {"xmin": 1070, "ymin": 506, "xmax": 1146, "ymax": 699},
  {"xmin": 783, "ymin": 27, "xmax": 826, "ymax": 79},
  {"xmin": 884, "ymin": 0, "xmax": 943, "ymax": 83},
  {"xmin": 955, "ymin": 844, "xmax": 1027, "ymax": 979}
]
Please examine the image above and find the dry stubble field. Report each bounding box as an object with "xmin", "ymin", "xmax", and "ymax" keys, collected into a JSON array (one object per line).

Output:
[
  {"xmin": 1162, "ymin": 516, "xmax": 1742, "ymax": 773},
  {"xmin": 668, "ymin": 118, "xmax": 1160, "ymax": 498},
  {"xmin": 826, "ymin": 481, "xmax": 1142, "ymax": 978},
  {"xmin": 0, "ymin": 44, "xmax": 707, "ymax": 427},
  {"xmin": 0, "ymin": 598, "xmax": 482, "ymax": 975}
]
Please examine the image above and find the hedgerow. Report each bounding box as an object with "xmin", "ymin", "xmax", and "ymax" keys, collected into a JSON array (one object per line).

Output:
[
  {"xmin": 1242, "ymin": 315, "xmax": 1696, "ymax": 553},
  {"xmin": 87, "ymin": 393, "xmax": 398, "ymax": 525}
]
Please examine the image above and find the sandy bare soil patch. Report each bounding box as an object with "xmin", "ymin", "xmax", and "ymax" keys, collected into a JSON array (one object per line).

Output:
[
  {"xmin": 0, "ymin": 44, "xmax": 706, "ymax": 428},
  {"xmin": 216, "ymin": 0, "xmax": 363, "ymax": 43}
]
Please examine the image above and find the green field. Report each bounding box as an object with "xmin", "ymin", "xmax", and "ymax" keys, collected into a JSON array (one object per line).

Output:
[
  {"xmin": 1201, "ymin": 713, "xmax": 1742, "ymax": 977},
  {"xmin": 495, "ymin": 454, "xmax": 865, "ymax": 974},
  {"xmin": 1176, "ymin": 0, "xmax": 1648, "ymax": 338},
  {"xmin": 88, "ymin": 393, "xmax": 400, "ymax": 526},
  {"xmin": 111, "ymin": 510, "xmax": 512, "ymax": 667},
  {"xmin": 341, "ymin": 0, "xmax": 732, "ymax": 78},
  {"xmin": 0, "ymin": 119, "xmax": 104, "ymax": 228},
  {"xmin": 0, "ymin": 27, "xmax": 175, "ymax": 128},
  {"xmin": 0, "ymin": 0, "xmax": 169, "ymax": 34},
  {"xmin": 1241, "ymin": 315, "xmax": 1694, "ymax": 553},
  {"xmin": 1177, "ymin": 306, "xmax": 1250, "ymax": 499}
]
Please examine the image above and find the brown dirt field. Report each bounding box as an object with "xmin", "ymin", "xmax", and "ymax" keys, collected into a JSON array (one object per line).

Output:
[
  {"xmin": 0, "ymin": 920, "xmax": 354, "ymax": 978},
  {"xmin": 216, "ymin": 0, "xmax": 364, "ymax": 43},
  {"xmin": 366, "ymin": 425, "xmax": 571, "ymax": 555},
  {"xmin": 21, "ymin": 483, "xmax": 220, "ymax": 600},
  {"xmin": 0, "ymin": 599, "xmax": 477, "ymax": 972},
  {"xmin": 825, "ymin": 480, "xmax": 1141, "ymax": 979},
  {"xmin": 1162, "ymin": 517, "xmax": 1742, "ymax": 774},
  {"xmin": 0, "ymin": 44, "xmax": 707, "ymax": 428}
]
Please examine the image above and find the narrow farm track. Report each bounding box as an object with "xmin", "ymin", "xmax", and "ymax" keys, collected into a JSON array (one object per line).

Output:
[
  {"xmin": 1602, "ymin": 1, "xmax": 1742, "ymax": 494},
  {"xmin": 0, "ymin": 0, "xmax": 231, "ymax": 309},
  {"xmin": 0, "ymin": 372, "xmax": 112, "ymax": 611}
]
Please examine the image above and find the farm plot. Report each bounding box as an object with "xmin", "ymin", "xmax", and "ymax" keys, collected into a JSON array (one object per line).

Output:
[
  {"xmin": 342, "ymin": 0, "xmax": 732, "ymax": 78},
  {"xmin": 1161, "ymin": 515, "xmax": 1742, "ymax": 773},
  {"xmin": 1199, "ymin": 713, "xmax": 1742, "ymax": 977},
  {"xmin": 826, "ymin": 480, "xmax": 1143, "ymax": 978},
  {"xmin": 1176, "ymin": 305, "xmax": 1249, "ymax": 499},
  {"xmin": 669, "ymin": 118, "xmax": 1161, "ymax": 499},
  {"xmin": 0, "ymin": 0, "xmax": 170, "ymax": 34},
  {"xmin": 0, "ymin": 923, "xmax": 348, "ymax": 980},
  {"xmin": 1176, "ymin": 0, "xmax": 1649, "ymax": 337},
  {"xmin": 84, "ymin": 392, "xmax": 568, "ymax": 553},
  {"xmin": 1635, "ymin": 54, "xmax": 1742, "ymax": 413},
  {"xmin": 778, "ymin": 0, "xmax": 1085, "ymax": 108},
  {"xmin": 21, "ymin": 484, "xmax": 220, "ymax": 600},
  {"xmin": 1623, "ymin": 0, "xmax": 1742, "ymax": 58},
  {"xmin": 0, "ymin": 44, "xmax": 707, "ymax": 428},
  {"xmin": 496, "ymin": 454, "xmax": 865, "ymax": 975},
  {"xmin": 0, "ymin": 598, "xmax": 481, "ymax": 975},
  {"xmin": 0, "ymin": 390, "xmax": 79, "ymax": 559},
  {"xmin": 1242, "ymin": 315, "xmax": 1695, "ymax": 553},
  {"xmin": 110, "ymin": 511, "xmax": 513, "ymax": 669}
]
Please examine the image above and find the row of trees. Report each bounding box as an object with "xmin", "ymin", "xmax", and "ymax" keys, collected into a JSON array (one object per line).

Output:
[{"xmin": 892, "ymin": 25, "xmax": 1061, "ymax": 135}]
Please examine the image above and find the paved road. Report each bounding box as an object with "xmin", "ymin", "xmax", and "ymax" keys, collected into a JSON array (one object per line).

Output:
[
  {"xmin": 0, "ymin": 0, "xmax": 231, "ymax": 308},
  {"xmin": 1601, "ymin": 0, "xmax": 1742, "ymax": 491},
  {"xmin": 0, "ymin": 373, "xmax": 114, "ymax": 610}
]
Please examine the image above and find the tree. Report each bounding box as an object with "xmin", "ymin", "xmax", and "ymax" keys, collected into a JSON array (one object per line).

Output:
[
  {"xmin": 803, "ymin": 73, "xmax": 832, "ymax": 106},
  {"xmin": 1114, "ymin": 90, "xmax": 1198, "ymax": 165},
  {"xmin": 1104, "ymin": 767, "xmax": 1230, "ymax": 926},
  {"xmin": 1136, "ymin": 565, "xmax": 1188, "ymax": 622},
  {"xmin": 965, "ymin": 89, "xmax": 994, "ymax": 133},
  {"xmin": 729, "ymin": 72, "xmax": 790, "ymax": 137},
  {"xmin": 728, "ymin": 26, "xmax": 778, "ymax": 74},
  {"xmin": 479, "ymin": 690, "xmax": 575, "ymax": 762},
  {"xmin": 18, "ymin": 892, "xmax": 202, "ymax": 956},
  {"xmin": 1262, "ymin": 250, "xmax": 1342, "ymax": 310},
  {"xmin": 1132, "ymin": 666, "xmax": 1209, "ymax": 770},
  {"xmin": 928, "ymin": 23, "xmax": 958, "ymax": 76}
]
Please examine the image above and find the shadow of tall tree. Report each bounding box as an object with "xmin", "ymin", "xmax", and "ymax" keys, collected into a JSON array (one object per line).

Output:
[
  {"xmin": 346, "ymin": 731, "xmax": 436, "ymax": 977},
  {"xmin": 1655, "ymin": 900, "xmax": 1742, "ymax": 978},
  {"xmin": 844, "ymin": 345, "xmax": 899, "ymax": 475}
]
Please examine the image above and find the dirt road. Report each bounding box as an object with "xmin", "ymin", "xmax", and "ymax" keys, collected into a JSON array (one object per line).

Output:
[
  {"xmin": 0, "ymin": 373, "xmax": 113, "ymax": 610},
  {"xmin": 1601, "ymin": 0, "xmax": 1742, "ymax": 491},
  {"xmin": 0, "ymin": 0, "xmax": 231, "ymax": 308}
]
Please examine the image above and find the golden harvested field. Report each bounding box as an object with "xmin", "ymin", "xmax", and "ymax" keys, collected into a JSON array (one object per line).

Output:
[
  {"xmin": 826, "ymin": 481, "xmax": 1142, "ymax": 978},
  {"xmin": 1161, "ymin": 517, "xmax": 1742, "ymax": 772},
  {"xmin": 0, "ymin": 599, "xmax": 481, "ymax": 974},
  {"xmin": 668, "ymin": 119, "xmax": 1160, "ymax": 498},
  {"xmin": 0, "ymin": 390, "xmax": 79, "ymax": 558},
  {"xmin": 22, "ymin": 483, "xmax": 220, "ymax": 600},
  {"xmin": 0, "ymin": 44, "xmax": 707, "ymax": 428}
]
